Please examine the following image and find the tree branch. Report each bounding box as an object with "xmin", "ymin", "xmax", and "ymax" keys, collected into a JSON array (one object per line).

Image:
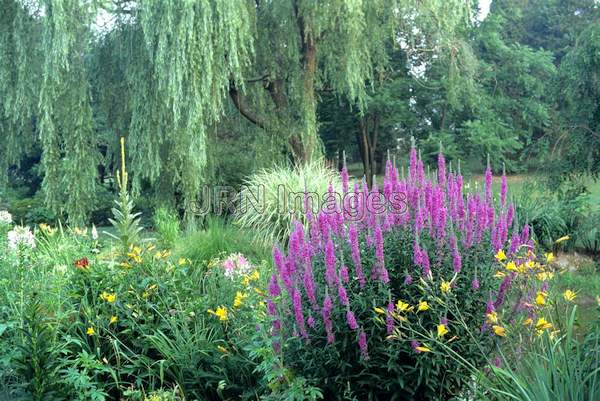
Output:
[{"xmin": 228, "ymin": 82, "xmax": 267, "ymax": 129}]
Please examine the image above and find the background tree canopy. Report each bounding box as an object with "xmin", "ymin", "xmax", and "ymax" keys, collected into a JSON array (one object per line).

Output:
[{"xmin": 0, "ymin": 0, "xmax": 599, "ymax": 223}]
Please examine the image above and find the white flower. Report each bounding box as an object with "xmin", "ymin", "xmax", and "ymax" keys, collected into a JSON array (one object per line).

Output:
[
  {"xmin": 7, "ymin": 225, "xmax": 36, "ymax": 251},
  {"xmin": 91, "ymin": 224, "xmax": 98, "ymax": 240},
  {"xmin": 221, "ymin": 253, "xmax": 253, "ymax": 279},
  {"xmin": 0, "ymin": 210, "xmax": 12, "ymax": 225}
]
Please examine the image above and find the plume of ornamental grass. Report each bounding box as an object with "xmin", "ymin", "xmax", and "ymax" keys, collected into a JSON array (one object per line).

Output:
[{"xmin": 234, "ymin": 159, "xmax": 340, "ymax": 243}]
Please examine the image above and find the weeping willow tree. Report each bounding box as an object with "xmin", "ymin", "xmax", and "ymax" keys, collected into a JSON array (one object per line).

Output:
[{"xmin": 0, "ymin": 0, "xmax": 472, "ymax": 223}]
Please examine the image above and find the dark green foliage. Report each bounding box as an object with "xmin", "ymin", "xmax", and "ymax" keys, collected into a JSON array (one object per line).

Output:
[{"xmin": 8, "ymin": 195, "xmax": 58, "ymax": 226}]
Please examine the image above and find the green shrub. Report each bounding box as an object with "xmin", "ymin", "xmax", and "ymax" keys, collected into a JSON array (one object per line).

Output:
[
  {"xmin": 174, "ymin": 217, "xmax": 269, "ymax": 266},
  {"xmin": 8, "ymin": 194, "xmax": 58, "ymax": 226},
  {"xmin": 234, "ymin": 159, "xmax": 340, "ymax": 243},
  {"xmin": 265, "ymin": 152, "xmax": 548, "ymax": 400}
]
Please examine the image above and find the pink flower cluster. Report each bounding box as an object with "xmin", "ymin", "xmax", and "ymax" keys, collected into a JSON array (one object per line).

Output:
[{"xmin": 267, "ymin": 146, "xmax": 531, "ymax": 360}]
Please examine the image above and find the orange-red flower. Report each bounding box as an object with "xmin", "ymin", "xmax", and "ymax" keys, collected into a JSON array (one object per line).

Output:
[{"xmin": 74, "ymin": 257, "xmax": 90, "ymax": 270}]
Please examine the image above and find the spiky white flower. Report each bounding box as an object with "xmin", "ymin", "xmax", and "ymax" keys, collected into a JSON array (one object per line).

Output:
[
  {"xmin": 7, "ymin": 225, "xmax": 36, "ymax": 251},
  {"xmin": 0, "ymin": 210, "xmax": 12, "ymax": 225},
  {"xmin": 91, "ymin": 224, "xmax": 98, "ymax": 240},
  {"xmin": 221, "ymin": 253, "xmax": 253, "ymax": 279}
]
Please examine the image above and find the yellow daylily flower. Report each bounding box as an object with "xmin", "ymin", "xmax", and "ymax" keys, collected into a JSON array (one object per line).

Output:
[
  {"xmin": 555, "ymin": 235, "xmax": 570, "ymax": 244},
  {"xmin": 242, "ymin": 270, "xmax": 261, "ymax": 286},
  {"xmin": 563, "ymin": 289, "xmax": 577, "ymax": 302},
  {"xmin": 208, "ymin": 306, "xmax": 229, "ymax": 321},
  {"xmin": 495, "ymin": 249, "xmax": 507, "ymax": 262},
  {"xmin": 492, "ymin": 325, "xmax": 506, "ymax": 337},
  {"xmin": 86, "ymin": 327, "xmax": 95, "ymax": 336},
  {"xmin": 415, "ymin": 346, "xmax": 431, "ymax": 353},
  {"xmin": 536, "ymin": 272, "xmax": 554, "ymax": 281},
  {"xmin": 494, "ymin": 271, "xmax": 506, "ymax": 278},
  {"xmin": 100, "ymin": 292, "xmax": 117, "ymax": 303},
  {"xmin": 417, "ymin": 301, "xmax": 429, "ymax": 312},
  {"xmin": 233, "ymin": 291, "xmax": 248, "ymax": 308},
  {"xmin": 374, "ymin": 307, "xmax": 386, "ymax": 315},
  {"xmin": 109, "ymin": 316, "xmax": 118, "ymax": 325},
  {"xmin": 486, "ymin": 311, "xmax": 498, "ymax": 324},
  {"xmin": 523, "ymin": 318, "xmax": 533, "ymax": 326},
  {"xmin": 506, "ymin": 261, "xmax": 517, "ymax": 272},
  {"xmin": 535, "ymin": 291, "xmax": 547, "ymax": 306},
  {"xmin": 440, "ymin": 281, "xmax": 451, "ymax": 294},
  {"xmin": 535, "ymin": 317, "xmax": 553, "ymax": 331},
  {"xmin": 396, "ymin": 300, "xmax": 413, "ymax": 313},
  {"xmin": 437, "ymin": 324, "xmax": 449, "ymax": 337},
  {"xmin": 544, "ymin": 252, "xmax": 555, "ymax": 263}
]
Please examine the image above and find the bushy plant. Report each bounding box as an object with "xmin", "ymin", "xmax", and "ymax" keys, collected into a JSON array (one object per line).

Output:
[
  {"xmin": 234, "ymin": 159, "xmax": 340, "ymax": 243},
  {"xmin": 7, "ymin": 194, "xmax": 58, "ymax": 226},
  {"xmin": 264, "ymin": 148, "xmax": 551, "ymax": 400},
  {"xmin": 174, "ymin": 217, "xmax": 269, "ymax": 266},
  {"xmin": 21, "ymin": 221, "xmax": 270, "ymax": 400}
]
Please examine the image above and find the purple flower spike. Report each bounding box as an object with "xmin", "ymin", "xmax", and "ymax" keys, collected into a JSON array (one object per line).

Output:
[
  {"xmin": 472, "ymin": 278, "xmax": 480, "ymax": 290},
  {"xmin": 404, "ymin": 274, "xmax": 413, "ymax": 285},
  {"xmin": 349, "ymin": 224, "xmax": 366, "ymax": 287},
  {"xmin": 438, "ymin": 151, "xmax": 446, "ymax": 188},
  {"xmin": 338, "ymin": 282, "xmax": 349, "ymax": 306},
  {"xmin": 340, "ymin": 265, "xmax": 349, "ymax": 283},
  {"xmin": 346, "ymin": 310, "xmax": 359, "ymax": 330},
  {"xmin": 358, "ymin": 330, "xmax": 369, "ymax": 360},
  {"xmin": 322, "ymin": 295, "xmax": 335, "ymax": 344},
  {"xmin": 325, "ymin": 236, "xmax": 338, "ymax": 288},
  {"xmin": 386, "ymin": 302, "xmax": 395, "ymax": 334},
  {"xmin": 268, "ymin": 274, "xmax": 281, "ymax": 297},
  {"xmin": 292, "ymin": 289, "xmax": 307, "ymax": 338}
]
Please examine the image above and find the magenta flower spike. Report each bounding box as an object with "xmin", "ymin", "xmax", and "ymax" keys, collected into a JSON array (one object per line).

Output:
[
  {"xmin": 268, "ymin": 274, "xmax": 281, "ymax": 297},
  {"xmin": 409, "ymin": 146, "xmax": 418, "ymax": 183},
  {"xmin": 322, "ymin": 295, "xmax": 335, "ymax": 344},
  {"xmin": 358, "ymin": 330, "xmax": 369, "ymax": 360},
  {"xmin": 348, "ymin": 224, "xmax": 366, "ymax": 287},
  {"xmin": 341, "ymin": 165, "xmax": 349, "ymax": 195},
  {"xmin": 450, "ymin": 234, "xmax": 462, "ymax": 273},
  {"xmin": 386, "ymin": 302, "xmax": 395, "ymax": 334},
  {"xmin": 292, "ymin": 289, "xmax": 307, "ymax": 338},
  {"xmin": 340, "ymin": 265, "xmax": 349, "ymax": 283},
  {"xmin": 325, "ymin": 236, "xmax": 338, "ymax": 288},
  {"xmin": 346, "ymin": 310, "xmax": 359, "ymax": 330},
  {"xmin": 484, "ymin": 163, "xmax": 493, "ymax": 206},
  {"xmin": 338, "ymin": 282, "xmax": 349, "ymax": 306},
  {"xmin": 438, "ymin": 151, "xmax": 446, "ymax": 188}
]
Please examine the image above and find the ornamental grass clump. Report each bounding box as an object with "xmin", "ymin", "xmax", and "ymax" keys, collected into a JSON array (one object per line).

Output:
[{"xmin": 266, "ymin": 146, "xmax": 554, "ymax": 400}]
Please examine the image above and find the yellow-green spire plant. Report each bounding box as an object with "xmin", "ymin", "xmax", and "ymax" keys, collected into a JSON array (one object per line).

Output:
[{"xmin": 105, "ymin": 137, "xmax": 146, "ymax": 255}]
